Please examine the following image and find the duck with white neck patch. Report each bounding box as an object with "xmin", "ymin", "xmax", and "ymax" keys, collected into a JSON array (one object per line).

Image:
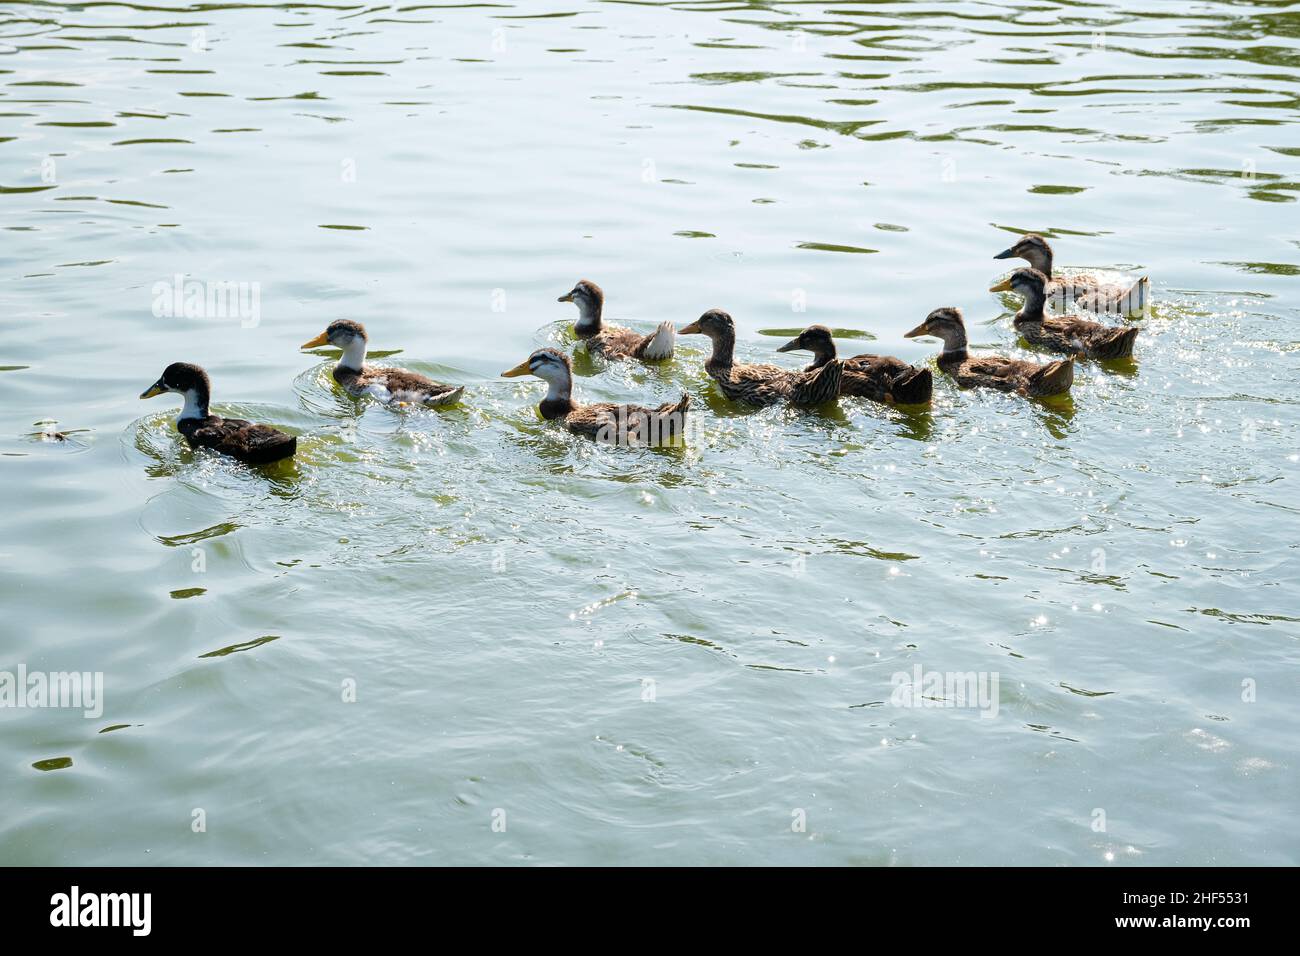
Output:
[
  {"xmin": 140, "ymin": 362, "xmax": 297, "ymax": 464},
  {"xmin": 502, "ymin": 348, "xmax": 690, "ymax": 445},
  {"xmin": 300, "ymin": 319, "xmax": 465, "ymax": 407},
  {"xmin": 558, "ymin": 279, "xmax": 675, "ymax": 361},
  {"xmin": 991, "ymin": 268, "xmax": 1140, "ymax": 360}
]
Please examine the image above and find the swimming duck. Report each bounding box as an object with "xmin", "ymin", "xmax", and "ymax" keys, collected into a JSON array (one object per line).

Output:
[
  {"xmin": 991, "ymin": 268, "xmax": 1139, "ymax": 360},
  {"xmin": 904, "ymin": 307, "xmax": 1073, "ymax": 397},
  {"xmin": 501, "ymin": 348, "xmax": 690, "ymax": 445},
  {"xmin": 678, "ymin": 309, "xmax": 842, "ymax": 407},
  {"xmin": 140, "ymin": 362, "xmax": 296, "ymax": 464},
  {"xmin": 994, "ymin": 234, "xmax": 1149, "ymax": 316},
  {"xmin": 558, "ymin": 279, "xmax": 675, "ymax": 361},
  {"xmin": 300, "ymin": 320, "xmax": 464, "ymax": 407},
  {"xmin": 775, "ymin": 325, "xmax": 932, "ymax": 405}
]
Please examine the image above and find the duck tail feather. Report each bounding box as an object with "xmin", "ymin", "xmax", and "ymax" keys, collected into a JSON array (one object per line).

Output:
[
  {"xmin": 639, "ymin": 321, "xmax": 676, "ymax": 360},
  {"xmin": 891, "ymin": 365, "xmax": 933, "ymax": 404},
  {"xmin": 1031, "ymin": 357, "xmax": 1074, "ymax": 395}
]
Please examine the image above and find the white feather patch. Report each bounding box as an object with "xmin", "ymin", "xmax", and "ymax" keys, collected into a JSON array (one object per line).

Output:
[{"xmin": 640, "ymin": 321, "xmax": 676, "ymax": 360}]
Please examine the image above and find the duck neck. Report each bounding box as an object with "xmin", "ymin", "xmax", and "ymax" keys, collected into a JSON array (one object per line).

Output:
[
  {"xmin": 178, "ymin": 386, "xmax": 210, "ymax": 422},
  {"xmin": 806, "ymin": 341, "xmax": 837, "ymax": 370},
  {"xmin": 1024, "ymin": 245, "xmax": 1053, "ymax": 279},
  {"xmin": 937, "ymin": 327, "xmax": 969, "ymax": 363},
  {"xmin": 574, "ymin": 298, "xmax": 603, "ymax": 338},
  {"xmin": 706, "ymin": 327, "xmax": 737, "ymax": 369},
  {"xmin": 337, "ymin": 338, "xmax": 367, "ymax": 373},
  {"xmin": 1014, "ymin": 285, "xmax": 1047, "ymax": 325},
  {"xmin": 538, "ymin": 373, "xmax": 575, "ymax": 419}
]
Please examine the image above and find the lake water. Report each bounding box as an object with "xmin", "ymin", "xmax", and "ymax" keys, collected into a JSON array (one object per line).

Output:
[{"xmin": 1, "ymin": 0, "xmax": 1297, "ymax": 866}]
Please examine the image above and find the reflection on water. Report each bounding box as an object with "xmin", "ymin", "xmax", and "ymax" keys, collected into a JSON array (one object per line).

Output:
[{"xmin": 0, "ymin": 0, "xmax": 1297, "ymax": 866}]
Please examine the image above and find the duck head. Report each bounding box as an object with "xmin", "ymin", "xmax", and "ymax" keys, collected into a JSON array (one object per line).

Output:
[
  {"xmin": 776, "ymin": 324, "xmax": 837, "ymax": 368},
  {"xmin": 990, "ymin": 267, "xmax": 1049, "ymax": 319},
  {"xmin": 993, "ymin": 233, "xmax": 1053, "ymax": 277},
  {"xmin": 301, "ymin": 319, "xmax": 369, "ymax": 371},
  {"xmin": 140, "ymin": 361, "xmax": 211, "ymax": 421},
  {"xmin": 501, "ymin": 347, "xmax": 574, "ymax": 403},
  {"xmin": 558, "ymin": 279, "xmax": 604, "ymax": 331},
  {"xmin": 904, "ymin": 307, "xmax": 968, "ymax": 353}
]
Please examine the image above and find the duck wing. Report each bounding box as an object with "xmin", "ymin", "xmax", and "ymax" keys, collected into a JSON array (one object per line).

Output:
[
  {"xmin": 362, "ymin": 367, "xmax": 464, "ymax": 407},
  {"xmin": 564, "ymin": 394, "xmax": 691, "ymax": 445},
  {"xmin": 1025, "ymin": 317, "xmax": 1139, "ymax": 360},
  {"xmin": 588, "ymin": 323, "xmax": 675, "ymax": 361},
  {"xmin": 182, "ymin": 416, "xmax": 296, "ymax": 464},
  {"xmin": 712, "ymin": 362, "xmax": 793, "ymax": 405},
  {"xmin": 950, "ymin": 355, "xmax": 1071, "ymax": 395},
  {"xmin": 842, "ymin": 353, "xmax": 931, "ymax": 403},
  {"xmin": 788, "ymin": 358, "xmax": 842, "ymax": 406},
  {"xmin": 1049, "ymin": 273, "xmax": 1149, "ymax": 316},
  {"xmin": 1017, "ymin": 319, "xmax": 1085, "ymax": 355},
  {"xmin": 948, "ymin": 356, "xmax": 1026, "ymax": 393}
]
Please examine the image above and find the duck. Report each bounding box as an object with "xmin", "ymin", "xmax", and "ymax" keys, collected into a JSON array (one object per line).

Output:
[
  {"xmin": 558, "ymin": 279, "xmax": 675, "ymax": 361},
  {"xmin": 991, "ymin": 268, "xmax": 1140, "ymax": 360},
  {"xmin": 140, "ymin": 362, "xmax": 296, "ymax": 464},
  {"xmin": 994, "ymin": 233, "xmax": 1148, "ymax": 316},
  {"xmin": 677, "ymin": 309, "xmax": 842, "ymax": 407},
  {"xmin": 300, "ymin": 319, "xmax": 464, "ymax": 407},
  {"xmin": 775, "ymin": 325, "xmax": 932, "ymax": 405},
  {"xmin": 903, "ymin": 307, "xmax": 1073, "ymax": 398},
  {"xmin": 501, "ymin": 348, "xmax": 690, "ymax": 445}
]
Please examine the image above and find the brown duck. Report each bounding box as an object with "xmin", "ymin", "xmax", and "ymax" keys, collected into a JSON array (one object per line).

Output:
[
  {"xmin": 502, "ymin": 348, "xmax": 689, "ymax": 445},
  {"xmin": 300, "ymin": 319, "xmax": 464, "ymax": 407},
  {"xmin": 991, "ymin": 268, "xmax": 1139, "ymax": 360},
  {"xmin": 904, "ymin": 307, "xmax": 1073, "ymax": 398},
  {"xmin": 775, "ymin": 325, "xmax": 932, "ymax": 405},
  {"xmin": 678, "ymin": 309, "xmax": 842, "ymax": 407},
  {"xmin": 994, "ymin": 233, "xmax": 1148, "ymax": 316},
  {"xmin": 559, "ymin": 280, "xmax": 675, "ymax": 361},
  {"xmin": 140, "ymin": 363, "xmax": 296, "ymax": 464}
]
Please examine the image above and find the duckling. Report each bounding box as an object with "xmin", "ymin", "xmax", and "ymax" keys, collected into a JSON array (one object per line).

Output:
[
  {"xmin": 904, "ymin": 308, "xmax": 1073, "ymax": 398},
  {"xmin": 775, "ymin": 325, "xmax": 932, "ymax": 405},
  {"xmin": 501, "ymin": 348, "xmax": 690, "ymax": 445},
  {"xmin": 994, "ymin": 233, "xmax": 1149, "ymax": 315},
  {"xmin": 678, "ymin": 309, "xmax": 842, "ymax": 407},
  {"xmin": 991, "ymin": 268, "xmax": 1139, "ymax": 360},
  {"xmin": 140, "ymin": 363, "xmax": 296, "ymax": 464},
  {"xmin": 558, "ymin": 280, "xmax": 675, "ymax": 361},
  {"xmin": 300, "ymin": 320, "xmax": 464, "ymax": 407}
]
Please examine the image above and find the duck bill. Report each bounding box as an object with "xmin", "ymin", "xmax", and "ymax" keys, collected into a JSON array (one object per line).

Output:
[
  {"xmin": 139, "ymin": 382, "xmax": 166, "ymax": 399},
  {"xmin": 903, "ymin": 322, "xmax": 930, "ymax": 339},
  {"xmin": 557, "ymin": 291, "xmax": 575, "ymax": 303},
  {"xmin": 775, "ymin": 336, "xmax": 803, "ymax": 353},
  {"xmin": 300, "ymin": 331, "xmax": 330, "ymax": 349},
  {"xmin": 989, "ymin": 278, "xmax": 1013, "ymax": 292},
  {"xmin": 501, "ymin": 359, "xmax": 533, "ymax": 378},
  {"xmin": 678, "ymin": 320, "xmax": 702, "ymax": 335},
  {"xmin": 993, "ymin": 247, "xmax": 1016, "ymax": 260}
]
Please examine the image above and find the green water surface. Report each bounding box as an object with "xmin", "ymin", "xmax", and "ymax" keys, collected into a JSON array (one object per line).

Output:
[{"xmin": 1, "ymin": 0, "xmax": 1297, "ymax": 865}]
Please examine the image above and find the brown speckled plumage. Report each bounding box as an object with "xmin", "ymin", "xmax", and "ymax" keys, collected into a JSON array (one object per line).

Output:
[
  {"xmin": 303, "ymin": 319, "xmax": 464, "ymax": 407},
  {"xmin": 504, "ymin": 348, "xmax": 689, "ymax": 445},
  {"xmin": 777, "ymin": 325, "xmax": 932, "ymax": 404},
  {"xmin": 995, "ymin": 268, "xmax": 1139, "ymax": 361},
  {"xmin": 905, "ymin": 307, "xmax": 1073, "ymax": 398},
  {"xmin": 679, "ymin": 310, "xmax": 842, "ymax": 407},
  {"xmin": 559, "ymin": 280, "xmax": 675, "ymax": 361},
  {"xmin": 994, "ymin": 233, "xmax": 1149, "ymax": 316}
]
